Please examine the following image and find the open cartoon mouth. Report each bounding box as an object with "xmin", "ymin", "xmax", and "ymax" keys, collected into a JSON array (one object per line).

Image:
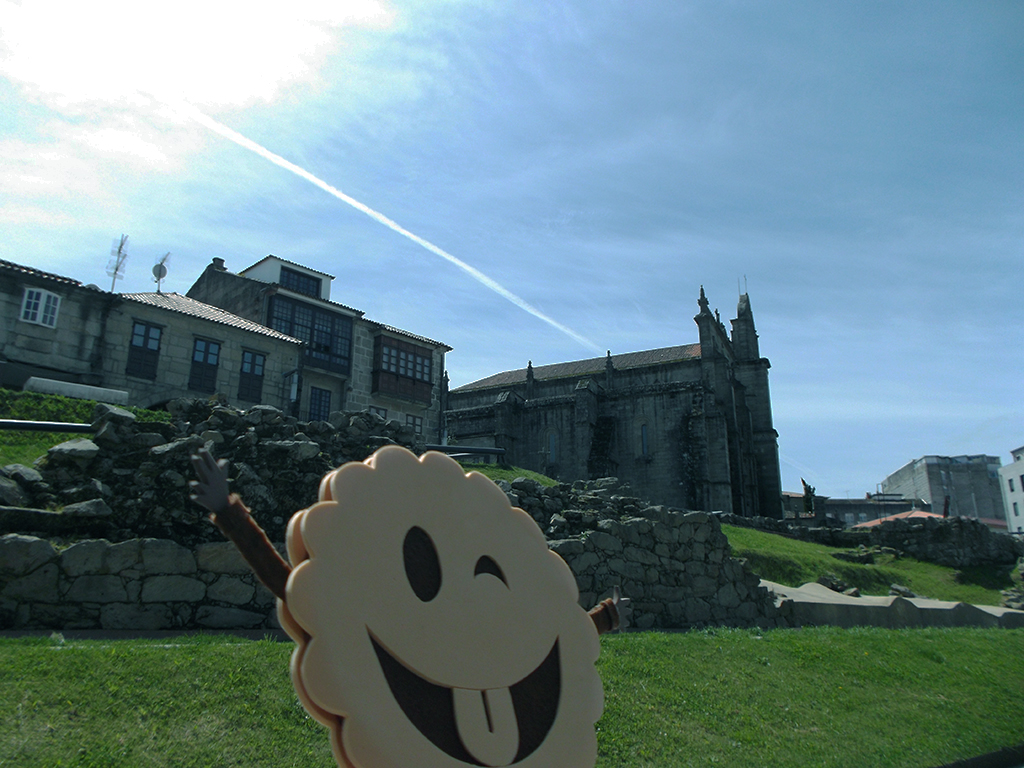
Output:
[{"xmin": 369, "ymin": 631, "xmax": 561, "ymax": 766}]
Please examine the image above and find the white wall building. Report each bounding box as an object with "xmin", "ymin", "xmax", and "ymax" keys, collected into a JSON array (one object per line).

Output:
[{"xmin": 998, "ymin": 446, "xmax": 1024, "ymax": 535}]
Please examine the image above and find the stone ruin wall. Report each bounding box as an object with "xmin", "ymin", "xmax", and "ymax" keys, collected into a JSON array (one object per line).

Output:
[{"xmin": 0, "ymin": 401, "xmax": 783, "ymax": 632}]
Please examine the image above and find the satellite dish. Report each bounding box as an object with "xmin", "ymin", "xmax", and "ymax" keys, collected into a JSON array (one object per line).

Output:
[{"xmin": 153, "ymin": 252, "xmax": 170, "ymax": 293}]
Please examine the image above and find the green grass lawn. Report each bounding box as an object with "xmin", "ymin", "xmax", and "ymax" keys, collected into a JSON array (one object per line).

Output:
[
  {"xmin": 457, "ymin": 461, "xmax": 559, "ymax": 487},
  {"xmin": 2, "ymin": 628, "xmax": 1022, "ymax": 767},
  {"xmin": 0, "ymin": 389, "xmax": 170, "ymax": 470},
  {"xmin": 0, "ymin": 431, "xmax": 84, "ymax": 469},
  {"xmin": 723, "ymin": 524, "xmax": 1018, "ymax": 606}
]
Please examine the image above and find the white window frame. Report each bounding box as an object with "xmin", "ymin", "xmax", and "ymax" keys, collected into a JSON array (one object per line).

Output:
[{"xmin": 20, "ymin": 288, "xmax": 61, "ymax": 328}]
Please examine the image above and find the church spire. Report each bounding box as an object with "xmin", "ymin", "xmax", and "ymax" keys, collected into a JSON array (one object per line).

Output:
[{"xmin": 697, "ymin": 285, "xmax": 711, "ymax": 315}]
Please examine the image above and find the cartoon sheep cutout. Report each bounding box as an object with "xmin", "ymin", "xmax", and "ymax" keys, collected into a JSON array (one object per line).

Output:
[{"xmin": 191, "ymin": 444, "xmax": 626, "ymax": 768}]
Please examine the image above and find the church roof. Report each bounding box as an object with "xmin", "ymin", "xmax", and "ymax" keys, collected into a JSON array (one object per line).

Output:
[
  {"xmin": 120, "ymin": 292, "xmax": 303, "ymax": 345},
  {"xmin": 453, "ymin": 343, "xmax": 701, "ymax": 391}
]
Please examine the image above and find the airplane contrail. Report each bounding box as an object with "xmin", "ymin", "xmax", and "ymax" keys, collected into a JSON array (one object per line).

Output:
[{"xmin": 165, "ymin": 98, "xmax": 601, "ymax": 353}]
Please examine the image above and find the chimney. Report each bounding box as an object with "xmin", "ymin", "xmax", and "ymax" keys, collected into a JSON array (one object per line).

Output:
[{"xmin": 211, "ymin": 257, "xmax": 226, "ymax": 271}]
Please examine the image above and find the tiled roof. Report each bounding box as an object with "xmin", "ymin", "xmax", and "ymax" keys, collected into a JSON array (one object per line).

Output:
[
  {"xmin": 241, "ymin": 255, "xmax": 335, "ymax": 280},
  {"xmin": 852, "ymin": 510, "xmax": 942, "ymax": 528},
  {"xmin": 453, "ymin": 343, "xmax": 702, "ymax": 391},
  {"xmin": 0, "ymin": 259, "xmax": 87, "ymax": 289},
  {"xmin": 204, "ymin": 264, "xmax": 364, "ymax": 316},
  {"xmin": 365, "ymin": 320, "xmax": 452, "ymax": 351},
  {"xmin": 120, "ymin": 292, "xmax": 303, "ymax": 344}
]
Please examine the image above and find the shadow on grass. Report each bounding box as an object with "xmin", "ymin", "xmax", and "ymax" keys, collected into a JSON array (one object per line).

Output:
[{"xmin": 953, "ymin": 565, "xmax": 1015, "ymax": 592}]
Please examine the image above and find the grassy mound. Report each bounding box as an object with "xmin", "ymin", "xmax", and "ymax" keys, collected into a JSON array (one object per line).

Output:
[
  {"xmin": 457, "ymin": 461, "xmax": 559, "ymax": 487},
  {"xmin": 0, "ymin": 389, "xmax": 169, "ymax": 468},
  {"xmin": 724, "ymin": 524, "xmax": 1017, "ymax": 605}
]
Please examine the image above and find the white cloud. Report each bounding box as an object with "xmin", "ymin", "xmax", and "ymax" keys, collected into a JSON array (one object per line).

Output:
[
  {"xmin": 79, "ymin": 128, "xmax": 169, "ymax": 167},
  {"xmin": 0, "ymin": 0, "xmax": 395, "ymax": 108}
]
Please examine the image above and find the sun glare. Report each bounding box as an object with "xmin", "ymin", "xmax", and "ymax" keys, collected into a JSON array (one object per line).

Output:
[{"xmin": 0, "ymin": 0, "xmax": 395, "ymax": 107}]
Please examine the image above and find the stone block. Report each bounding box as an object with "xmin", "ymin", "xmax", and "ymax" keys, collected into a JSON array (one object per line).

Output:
[
  {"xmin": 692, "ymin": 524, "xmax": 710, "ymax": 543},
  {"xmin": 61, "ymin": 539, "xmax": 111, "ymax": 576},
  {"xmin": 195, "ymin": 606, "xmax": 265, "ymax": 629},
  {"xmin": 101, "ymin": 603, "xmax": 173, "ymax": 630},
  {"xmin": 569, "ymin": 551, "xmax": 600, "ymax": 575},
  {"xmin": 34, "ymin": 603, "xmax": 96, "ymax": 629},
  {"xmin": 624, "ymin": 546, "xmax": 660, "ymax": 566},
  {"xmin": 652, "ymin": 522, "xmax": 677, "ymax": 544},
  {"xmin": 125, "ymin": 580, "xmax": 141, "ymax": 602},
  {"xmin": 141, "ymin": 575, "xmax": 205, "ymax": 602},
  {"xmin": 141, "ymin": 539, "xmax": 196, "ymax": 574},
  {"xmin": 585, "ymin": 531, "xmax": 622, "ymax": 552},
  {"xmin": 196, "ymin": 542, "xmax": 249, "ymax": 574},
  {"xmin": 596, "ymin": 519, "xmax": 625, "ymax": 538},
  {"xmin": 132, "ymin": 433, "xmax": 168, "ymax": 448},
  {"xmin": 0, "ymin": 534, "xmax": 57, "ymax": 575},
  {"xmin": 716, "ymin": 583, "xmax": 740, "ymax": 609},
  {"xmin": 0, "ymin": 476, "xmax": 28, "ymax": 506},
  {"xmin": 652, "ymin": 585, "xmax": 686, "ymax": 602},
  {"xmin": 634, "ymin": 612, "xmax": 656, "ymax": 629},
  {"xmin": 2, "ymin": 563, "xmax": 60, "ymax": 602},
  {"xmin": 252, "ymin": 584, "xmax": 276, "ymax": 608},
  {"xmin": 63, "ymin": 499, "xmax": 113, "ymax": 518},
  {"xmin": 691, "ymin": 575, "xmax": 717, "ymax": 598},
  {"xmin": 108, "ymin": 540, "xmax": 142, "ymax": 573},
  {"xmin": 66, "ymin": 575, "xmax": 127, "ymax": 603},
  {"xmin": 48, "ymin": 438, "xmax": 100, "ymax": 464},
  {"xmin": 547, "ymin": 539, "xmax": 585, "ymax": 557},
  {"xmin": 93, "ymin": 403, "xmax": 136, "ymax": 427},
  {"xmin": 208, "ymin": 576, "xmax": 255, "ymax": 605},
  {"xmin": 3, "ymin": 464, "xmax": 43, "ymax": 485},
  {"xmin": 686, "ymin": 598, "xmax": 711, "ymax": 623},
  {"xmin": 736, "ymin": 602, "xmax": 760, "ymax": 621}
]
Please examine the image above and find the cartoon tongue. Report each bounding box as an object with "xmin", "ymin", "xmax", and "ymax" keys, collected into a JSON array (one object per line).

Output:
[{"xmin": 452, "ymin": 686, "xmax": 519, "ymax": 767}]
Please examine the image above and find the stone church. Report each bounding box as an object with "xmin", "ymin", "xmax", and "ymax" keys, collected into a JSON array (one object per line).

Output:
[{"xmin": 445, "ymin": 289, "xmax": 783, "ymax": 517}]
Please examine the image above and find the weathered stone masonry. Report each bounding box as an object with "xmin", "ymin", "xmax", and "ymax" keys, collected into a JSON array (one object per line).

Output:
[
  {"xmin": 1, "ymin": 400, "xmax": 784, "ymax": 631},
  {"xmin": 1, "ymin": 535, "xmax": 279, "ymax": 631}
]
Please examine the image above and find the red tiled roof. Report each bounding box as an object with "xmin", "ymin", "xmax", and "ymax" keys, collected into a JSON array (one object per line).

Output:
[
  {"xmin": 120, "ymin": 292, "xmax": 302, "ymax": 344},
  {"xmin": 453, "ymin": 343, "xmax": 702, "ymax": 392},
  {"xmin": 852, "ymin": 510, "xmax": 942, "ymax": 528}
]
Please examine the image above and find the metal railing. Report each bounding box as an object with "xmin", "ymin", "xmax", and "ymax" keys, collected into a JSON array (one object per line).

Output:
[
  {"xmin": 0, "ymin": 419, "xmax": 93, "ymax": 433},
  {"xmin": 1, "ymin": 420, "xmax": 507, "ymax": 461}
]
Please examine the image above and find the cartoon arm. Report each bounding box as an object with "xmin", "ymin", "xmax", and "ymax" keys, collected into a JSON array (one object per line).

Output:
[
  {"xmin": 190, "ymin": 447, "xmax": 292, "ymax": 601},
  {"xmin": 588, "ymin": 586, "xmax": 631, "ymax": 634}
]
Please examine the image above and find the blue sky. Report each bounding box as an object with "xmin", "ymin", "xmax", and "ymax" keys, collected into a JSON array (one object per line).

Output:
[{"xmin": 2, "ymin": 1, "xmax": 1021, "ymax": 499}]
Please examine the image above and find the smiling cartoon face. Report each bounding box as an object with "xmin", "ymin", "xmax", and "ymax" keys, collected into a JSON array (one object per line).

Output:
[{"xmin": 279, "ymin": 445, "xmax": 603, "ymax": 768}]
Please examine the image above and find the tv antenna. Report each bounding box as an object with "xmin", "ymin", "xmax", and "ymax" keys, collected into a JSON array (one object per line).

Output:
[
  {"xmin": 107, "ymin": 235, "xmax": 129, "ymax": 292},
  {"xmin": 153, "ymin": 252, "xmax": 170, "ymax": 293}
]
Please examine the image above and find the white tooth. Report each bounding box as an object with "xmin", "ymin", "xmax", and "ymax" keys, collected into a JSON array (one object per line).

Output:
[{"xmin": 452, "ymin": 686, "xmax": 519, "ymax": 767}]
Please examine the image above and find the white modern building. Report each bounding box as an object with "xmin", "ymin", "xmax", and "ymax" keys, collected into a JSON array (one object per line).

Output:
[{"xmin": 998, "ymin": 446, "xmax": 1024, "ymax": 535}]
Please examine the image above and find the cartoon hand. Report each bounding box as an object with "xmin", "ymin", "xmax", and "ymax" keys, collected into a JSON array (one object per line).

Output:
[
  {"xmin": 189, "ymin": 447, "xmax": 230, "ymax": 516},
  {"xmin": 611, "ymin": 586, "xmax": 632, "ymax": 631}
]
